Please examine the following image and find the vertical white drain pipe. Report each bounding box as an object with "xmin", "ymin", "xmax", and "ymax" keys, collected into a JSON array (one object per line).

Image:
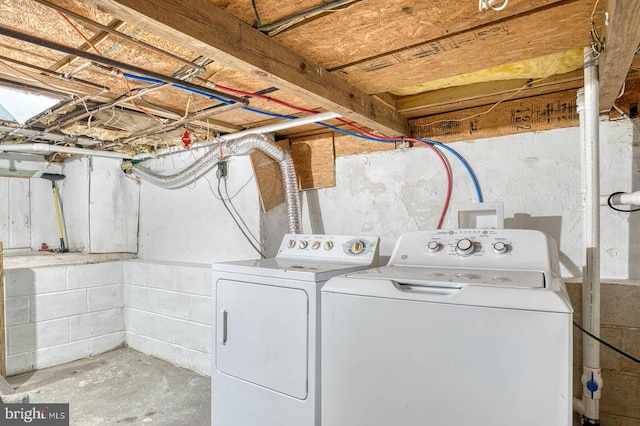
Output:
[{"xmin": 577, "ymin": 46, "xmax": 602, "ymax": 425}]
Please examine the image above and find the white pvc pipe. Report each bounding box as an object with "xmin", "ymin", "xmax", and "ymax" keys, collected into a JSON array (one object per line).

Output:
[
  {"xmin": 574, "ymin": 397, "xmax": 585, "ymax": 416},
  {"xmin": 0, "ymin": 143, "xmax": 134, "ymax": 159},
  {"xmin": 578, "ymin": 46, "xmax": 602, "ymax": 424},
  {"xmin": 141, "ymin": 111, "xmax": 342, "ymax": 159},
  {"xmin": 1, "ymin": 111, "xmax": 343, "ymax": 162},
  {"xmin": 217, "ymin": 111, "xmax": 341, "ymax": 142},
  {"xmin": 600, "ymin": 191, "xmax": 640, "ymax": 206}
]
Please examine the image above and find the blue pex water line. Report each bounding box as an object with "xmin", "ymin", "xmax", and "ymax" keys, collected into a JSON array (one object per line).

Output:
[
  {"xmin": 121, "ymin": 72, "xmax": 233, "ymax": 104},
  {"xmin": 230, "ymin": 106, "xmax": 484, "ymax": 203},
  {"xmin": 122, "ymin": 72, "xmax": 483, "ymax": 202}
]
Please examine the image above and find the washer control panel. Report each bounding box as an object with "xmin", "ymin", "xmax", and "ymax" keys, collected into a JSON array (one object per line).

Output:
[
  {"xmin": 388, "ymin": 229, "xmax": 557, "ymax": 272},
  {"xmin": 278, "ymin": 234, "xmax": 380, "ymax": 262}
]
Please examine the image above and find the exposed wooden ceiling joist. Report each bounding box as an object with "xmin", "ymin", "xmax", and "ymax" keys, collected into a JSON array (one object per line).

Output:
[
  {"xmin": 397, "ymin": 70, "xmax": 585, "ymax": 118},
  {"xmin": 78, "ymin": 0, "xmax": 410, "ymax": 137},
  {"xmin": 48, "ymin": 18, "xmax": 125, "ymax": 72},
  {"xmin": 598, "ymin": 0, "xmax": 640, "ymax": 112}
]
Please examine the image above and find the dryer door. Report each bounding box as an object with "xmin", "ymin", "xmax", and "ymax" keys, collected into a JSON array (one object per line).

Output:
[{"xmin": 216, "ymin": 279, "xmax": 309, "ymax": 399}]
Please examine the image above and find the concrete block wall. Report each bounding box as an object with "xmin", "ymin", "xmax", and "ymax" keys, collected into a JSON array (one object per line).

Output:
[
  {"xmin": 4, "ymin": 262, "xmax": 125, "ymax": 376},
  {"xmin": 123, "ymin": 260, "xmax": 212, "ymax": 375},
  {"xmin": 567, "ymin": 281, "xmax": 640, "ymax": 425}
]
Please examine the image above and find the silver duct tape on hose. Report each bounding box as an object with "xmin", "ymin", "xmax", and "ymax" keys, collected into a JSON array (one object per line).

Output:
[{"xmin": 131, "ymin": 134, "xmax": 302, "ymax": 234}]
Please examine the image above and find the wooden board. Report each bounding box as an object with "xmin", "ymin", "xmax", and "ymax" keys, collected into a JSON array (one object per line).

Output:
[
  {"xmin": 290, "ymin": 133, "xmax": 335, "ymax": 190},
  {"xmin": 276, "ymin": 0, "xmax": 563, "ymax": 70},
  {"xmin": 334, "ymin": 133, "xmax": 395, "ymax": 157},
  {"xmin": 410, "ymin": 89, "xmax": 579, "ymax": 143},
  {"xmin": 250, "ymin": 139, "xmax": 291, "ymax": 212},
  {"xmin": 397, "ymin": 70, "xmax": 584, "ymax": 118},
  {"xmin": 598, "ymin": 0, "xmax": 640, "ymax": 112},
  {"xmin": 334, "ymin": 0, "xmax": 602, "ymax": 94}
]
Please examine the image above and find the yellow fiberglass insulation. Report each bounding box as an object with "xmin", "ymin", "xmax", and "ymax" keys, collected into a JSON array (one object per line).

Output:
[{"xmin": 391, "ymin": 49, "xmax": 583, "ymax": 96}]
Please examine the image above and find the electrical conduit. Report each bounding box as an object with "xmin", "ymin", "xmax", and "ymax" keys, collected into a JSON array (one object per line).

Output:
[
  {"xmin": 577, "ymin": 46, "xmax": 602, "ymax": 426},
  {"xmin": 131, "ymin": 134, "xmax": 302, "ymax": 234}
]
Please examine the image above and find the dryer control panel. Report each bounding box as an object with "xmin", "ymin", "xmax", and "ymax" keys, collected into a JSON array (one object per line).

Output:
[
  {"xmin": 388, "ymin": 229, "xmax": 558, "ymax": 273},
  {"xmin": 277, "ymin": 234, "xmax": 380, "ymax": 264}
]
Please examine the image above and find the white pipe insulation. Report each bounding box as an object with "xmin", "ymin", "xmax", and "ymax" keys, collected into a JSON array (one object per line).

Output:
[
  {"xmin": 577, "ymin": 46, "xmax": 603, "ymax": 425},
  {"xmin": 131, "ymin": 133, "xmax": 303, "ymax": 234}
]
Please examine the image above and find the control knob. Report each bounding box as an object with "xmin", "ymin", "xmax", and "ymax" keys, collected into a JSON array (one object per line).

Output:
[
  {"xmin": 299, "ymin": 240, "xmax": 308, "ymax": 249},
  {"xmin": 287, "ymin": 239, "xmax": 296, "ymax": 249},
  {"xmin": 324, "ymin": 241, "xmax": 334, "ymax": 250},
  {"xmin": 312, "ymin": 241, "xmax": 321, "ymax": 250},
  {"xmin": 455, "ymin": 238, "xmax": 475, "ymax": 256},
  {"xmin": 427, "ymin": 241, "xmax": 441, "ymax": 253},
  {"xmin": 350, "ymin": 240, "xmax": 365, "ymax": 255},
  {"xmin": 493, "ymin": 241, "xmax": 508, "ymax": 254}
]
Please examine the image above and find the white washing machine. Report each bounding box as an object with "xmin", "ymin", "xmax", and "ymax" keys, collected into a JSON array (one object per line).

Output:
[
  {"xmin": 211, "ymin": 233, "xmax": 379, "ymax": 426},
  {"xmin": 321, "ymin": 229, "xmax": 573, "ymax": 426}
]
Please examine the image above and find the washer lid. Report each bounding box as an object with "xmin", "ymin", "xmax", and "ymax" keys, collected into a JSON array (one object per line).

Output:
[
  {"xmin": 323, "ymin": 266, "xmax": 573, "ymax": 313},
  {"xmin": 345, "ymin": 265, "xmax": 546, "ymax": 289}
]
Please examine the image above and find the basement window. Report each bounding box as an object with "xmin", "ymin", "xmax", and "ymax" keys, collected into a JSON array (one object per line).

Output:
[{"xmin": 0, "ymin": 87, "xmax": 60, "ymax": 124}]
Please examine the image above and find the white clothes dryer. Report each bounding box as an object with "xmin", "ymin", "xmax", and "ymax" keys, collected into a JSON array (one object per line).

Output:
[
  {"xmin": 321, "ymin": 229, "xmax": 573, "ymax": 426},
  {"xmin": 211, "ymin": 233, "xmax": 379, "ymax": 426}
]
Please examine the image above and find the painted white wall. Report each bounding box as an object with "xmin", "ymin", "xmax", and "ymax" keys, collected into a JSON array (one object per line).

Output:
[
  {"xmin": 4, "ymin": 261, "xmax": 125, "ymax": 376},
  {"xmin": 0, "ymin": 155, "xmax": 60, "ymax": 251},
  {"xmin": 1, "ymin": 155, "xmax": 138, "ymax": 253},
  {"xmin": 123, "ymin": 260, "xmax": 211, "ymax": 375},
  {"xmin": 136, "ymin": 152, "xmax": 262, "ymax": 263},
  {"xmin": 130, "ymin": 151, "xmax": 264, "ymax": 373},
  {"xmin": 88, "ymin": 157, "xmax": 139, "ymax": 253},
  {"xmin": 259, "ymin": 119, "xmax": 639, "ymax": 280}
]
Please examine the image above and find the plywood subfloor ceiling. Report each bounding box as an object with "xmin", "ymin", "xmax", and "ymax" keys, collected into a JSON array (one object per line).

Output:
[{"xmin": 0, "ymin": 0, "xmax": 639, "ymax": 157}]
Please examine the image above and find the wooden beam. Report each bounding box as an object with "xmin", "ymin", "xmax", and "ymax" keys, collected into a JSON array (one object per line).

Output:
[
  {"xmin": 398, "ymin": 70, "xmax": 584, "ymax": 118},
  {"xmin": 598, "ymin": 0, "xmax": 640, "ymax": 112},
  {"xmin": 410, "ymin": 89, "xmax": 580, "ymax": 143},
  {"xmin": 78, "ymin": 0, "xmax": 409, "ymax": 137},
  {"xmin": 49, "ymin": 18, "xmax": 126, "ymax": 72},
  {"xmin": 334, "ymin": 0, "xmax": 600, "ymax": 94}
]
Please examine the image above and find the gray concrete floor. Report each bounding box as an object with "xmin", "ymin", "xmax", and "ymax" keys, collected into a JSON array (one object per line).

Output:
[{"xmin": 7, "ymin": 347, "xmax": 210, "ymax": 425}]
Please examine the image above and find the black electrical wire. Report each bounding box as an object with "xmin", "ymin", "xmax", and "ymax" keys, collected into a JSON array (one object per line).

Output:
[
  {"xmin": 216, "ymin": 173, "xmax": 265, "ymax": 258},
  {"xmin": 251, "ymin": 0, "xmax": 262, "ymax": 26},
  {"xmin": 607, "ymin": 192, "xmax": 640, "ymax": 212},
  {"xmin": 574, "ymin": 322, "xmax": 640, "ymax": 364},
  {"xmin": 221, "ymin": 177, "xmax": 262, "ymax": 248}
]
